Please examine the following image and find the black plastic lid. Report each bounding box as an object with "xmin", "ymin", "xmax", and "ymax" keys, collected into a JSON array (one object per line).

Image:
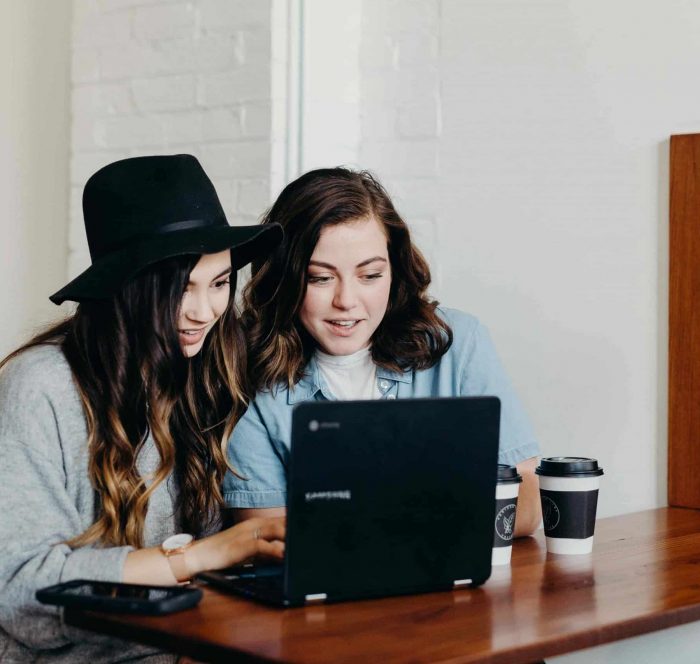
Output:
[
  {"xmin": 497, "ymin": 463, "xmax": 523, "ymax": 484},
  {"xmin": 535, "ymin": 456, "xmax": 604, "ymax": 478}
]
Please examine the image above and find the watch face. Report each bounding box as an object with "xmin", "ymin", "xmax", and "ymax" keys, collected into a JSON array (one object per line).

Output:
[{"xmin": 162, "ymin": 533, "xmax": 193, "ymax": 551}]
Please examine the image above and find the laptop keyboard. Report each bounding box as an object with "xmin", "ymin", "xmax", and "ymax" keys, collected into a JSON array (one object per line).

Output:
[{"xmin": 231, "ymin": 574, "xmax": 286, "ymax": 604}]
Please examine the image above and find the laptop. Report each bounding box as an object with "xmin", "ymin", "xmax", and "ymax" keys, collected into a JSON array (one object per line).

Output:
[{"xmin": 200, "ymin": 396, "xmax": 500, "ymax": 606}]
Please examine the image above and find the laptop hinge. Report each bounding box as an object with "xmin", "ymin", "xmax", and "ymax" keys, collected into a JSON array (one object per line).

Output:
[
  {"xmin": 304, "ymin": 593, "xmax": 327, "ymax": 604},
  {"xmin": 453, "ymin": 579, "xmax": 472, "ymax": 588}
]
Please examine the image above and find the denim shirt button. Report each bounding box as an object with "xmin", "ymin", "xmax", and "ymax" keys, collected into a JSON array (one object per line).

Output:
[
  {"xmin": 379, "ymin": 380, "xmax": 390, "ymax": 391},
  {"xmin": 386, "ymin": 394, "xmax": 396, "ymax": 400}
]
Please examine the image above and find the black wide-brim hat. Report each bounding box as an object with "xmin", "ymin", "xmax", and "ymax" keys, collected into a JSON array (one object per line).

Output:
[{"xmin": 50, "ymin": 154, "xmax": 282, "ymax": 305}]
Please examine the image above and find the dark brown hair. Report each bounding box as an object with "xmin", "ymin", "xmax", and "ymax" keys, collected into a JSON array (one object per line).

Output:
[
  {"xmin": 0, "ymin": 254, "xmax": 247, "ymax": 548},
  {"xmin": 243, "ymin": 167, "xmax": 452, "ymax": 391}
]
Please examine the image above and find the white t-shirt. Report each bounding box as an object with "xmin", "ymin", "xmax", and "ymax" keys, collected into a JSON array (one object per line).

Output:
[{"xmin": 315, "ymin": 346, "xmax": 381, "ymax": 400}]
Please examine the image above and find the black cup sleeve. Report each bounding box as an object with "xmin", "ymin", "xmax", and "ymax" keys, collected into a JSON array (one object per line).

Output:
[
  {"xmin": 493, "ymin": 497, "xmax": 519, "ymax": 547},
  {"xmin": 540, "ymin": 489, "xmax": 598, "ymax": 539}
]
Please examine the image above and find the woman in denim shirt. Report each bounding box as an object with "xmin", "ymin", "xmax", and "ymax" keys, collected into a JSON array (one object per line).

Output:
[{"xmin": 224, "ymin": 167, "xmax": 542, "ymax": 536}]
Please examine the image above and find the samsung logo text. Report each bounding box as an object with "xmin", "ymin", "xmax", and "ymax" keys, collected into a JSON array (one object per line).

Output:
[{"xmin": 305, "ymin": 491, "xmax": 352, "ymax": 502}]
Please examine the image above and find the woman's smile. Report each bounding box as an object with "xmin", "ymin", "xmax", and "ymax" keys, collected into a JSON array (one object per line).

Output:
[
  {"xmin": 325, "ymin": 318, "xmax": 364, "ymax": 335},
  {"xmin": 178, "ymin": 326, "xmax": 208, "ymax": 346}
]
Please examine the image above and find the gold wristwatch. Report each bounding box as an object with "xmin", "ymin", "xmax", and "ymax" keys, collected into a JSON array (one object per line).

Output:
[{"xmin": 161, "ymin": 533, "xmax": 194, "ymax": 584}]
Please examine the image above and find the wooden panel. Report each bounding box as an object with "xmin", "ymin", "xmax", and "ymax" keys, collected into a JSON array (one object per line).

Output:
[
  {"xmin": 67, "ymin": 508, "xmax": 700, "ymax": 664},
  {"xmin": 669, "ymin": 133, "xmax": 700, "ymax": 507}
]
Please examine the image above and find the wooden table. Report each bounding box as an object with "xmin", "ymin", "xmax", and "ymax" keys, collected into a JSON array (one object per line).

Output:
[{"xmin": 65, "ymin": 507, "xmax": 700, "ymax": 663}]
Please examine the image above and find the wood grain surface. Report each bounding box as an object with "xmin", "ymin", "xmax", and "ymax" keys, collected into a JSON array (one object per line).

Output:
[
  {"xmin": 669, "ymin": 133, "xmax": 700, "ymax": 508},
  {"xmin": 66, "ymin": 507, "xmax": 700, "ymax": 663}
]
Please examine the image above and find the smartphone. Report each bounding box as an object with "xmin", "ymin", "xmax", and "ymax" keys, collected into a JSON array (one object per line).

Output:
[{"xmin": 36, "ymin": 579, "xmax": 203, "ymax": 615}]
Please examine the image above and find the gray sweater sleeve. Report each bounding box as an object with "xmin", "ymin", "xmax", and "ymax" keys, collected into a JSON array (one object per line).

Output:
[{"xmin": 0, "ymin": 346, "xmax": 133, "ymax": 651}]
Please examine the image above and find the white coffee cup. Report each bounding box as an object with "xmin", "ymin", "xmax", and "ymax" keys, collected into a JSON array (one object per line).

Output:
[
  {"xmin": 492, "ymin": 464, "xmax": 522, "ymax": 565},
  {"xmin": 536, "ymin": 457, "xmax": 604, "ymax": 555}
]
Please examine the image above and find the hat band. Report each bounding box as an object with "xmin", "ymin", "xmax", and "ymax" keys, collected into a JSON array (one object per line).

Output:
[
  {"xmin": 156, "ymin": 218, "xmax": 220, "ymax": 234},
  {"xmin": 98, "ymin": 217, "xmax": 225, "ymax": 258}
]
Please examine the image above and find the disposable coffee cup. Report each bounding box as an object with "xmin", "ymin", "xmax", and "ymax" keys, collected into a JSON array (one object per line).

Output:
[
  {"xmin": 536, "ymin": 457, "xmax": 604, "ymax": 555},
  {"xmin": 492, "ymin": 464, "xmax": 522, "ymax": 565}
]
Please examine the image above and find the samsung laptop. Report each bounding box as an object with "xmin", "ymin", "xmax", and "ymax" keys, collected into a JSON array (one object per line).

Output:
[{"xmin": 200, "ymin": 396, "xmax": 500, "ymax": 606}]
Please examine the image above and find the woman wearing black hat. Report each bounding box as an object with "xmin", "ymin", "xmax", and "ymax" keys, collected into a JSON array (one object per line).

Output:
[{"xmin": 0, "ymin": 155, "xmax": 284, "ymax": 662}]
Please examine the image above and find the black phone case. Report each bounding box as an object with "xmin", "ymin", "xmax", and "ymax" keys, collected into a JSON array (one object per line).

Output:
[{"xmin": 36, "ymin": 579, "xmax": 203, "ymax": 615}]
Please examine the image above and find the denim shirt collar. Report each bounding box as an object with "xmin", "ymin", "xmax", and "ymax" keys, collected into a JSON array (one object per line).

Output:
[{"xmin": 286, "ymin": 355, "xmax": 413, "ymax": 405}]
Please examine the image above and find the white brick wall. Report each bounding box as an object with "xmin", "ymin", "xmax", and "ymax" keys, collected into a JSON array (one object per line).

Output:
[
  {"xmin": 359, "ymin": 0, "xmax": 441, "ymax": 282},
  {"xmin": 294, "ymin": 0, "xmax": 439, "ymax": 271},
  {"xmin": 69, "ymin": 0, "xmax": 276, "ymax": 277}
]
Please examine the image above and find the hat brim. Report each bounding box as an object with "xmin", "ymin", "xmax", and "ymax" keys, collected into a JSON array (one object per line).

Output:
[{"xmin": 50, "ymin": 223, "xmax": 282, "ymax": 305}]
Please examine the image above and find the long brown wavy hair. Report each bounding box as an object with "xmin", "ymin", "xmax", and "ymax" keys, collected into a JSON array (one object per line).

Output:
[
  {"xmin": 243, "ymin": 167, "xmax": 452, "ymax": 391},
  {"xmin": 0, "ymin": 254, "xmax": 247, "ymax": 548}
]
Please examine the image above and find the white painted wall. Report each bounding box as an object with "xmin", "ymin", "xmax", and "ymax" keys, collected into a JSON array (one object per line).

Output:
[
  {"xmin": 301, "ymin": 0, "xmax": 361, "ymax": 173},
  {"xmin": 436, "ymin": 0, "xmax": 700, "ymax": 519},
  {"xmin": 332, "ymin": 0, "xmax": 700, "ymax": 522},
  {"xmin": 359, "ymin": 0, "xmax": 442, "ymax": 275},
  {"xmin": 0, "ymin": 0, "xmax": 72, "ymax": 357}
]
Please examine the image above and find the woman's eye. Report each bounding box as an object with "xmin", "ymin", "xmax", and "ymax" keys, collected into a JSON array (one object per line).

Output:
[
  {"xmin": 308, "ymin": 275, "xmax": 332, "ymax": 284},
  {"xmin": 213, "ymin": 278, "xmax": 231, "ymax": 289},
  {"xmin": 361, "ymin": 272, "xmax": 384, "ymax": 281}
]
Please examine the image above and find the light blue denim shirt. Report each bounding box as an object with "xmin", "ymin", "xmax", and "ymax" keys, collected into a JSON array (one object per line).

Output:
[{"xmin": 223, "ymin": 308, "xmax": 540, "ymax": 508}]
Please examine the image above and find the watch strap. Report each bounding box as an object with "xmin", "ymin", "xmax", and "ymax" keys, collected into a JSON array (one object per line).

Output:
[{"xmin": 163, "ymin": 545, "xmax": 192, "ymax": 583}]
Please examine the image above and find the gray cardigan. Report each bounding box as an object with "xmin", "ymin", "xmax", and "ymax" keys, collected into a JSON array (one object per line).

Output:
[{"xmin": 0, "ymin": 345, "xmax": 180, "ymax": 663}]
